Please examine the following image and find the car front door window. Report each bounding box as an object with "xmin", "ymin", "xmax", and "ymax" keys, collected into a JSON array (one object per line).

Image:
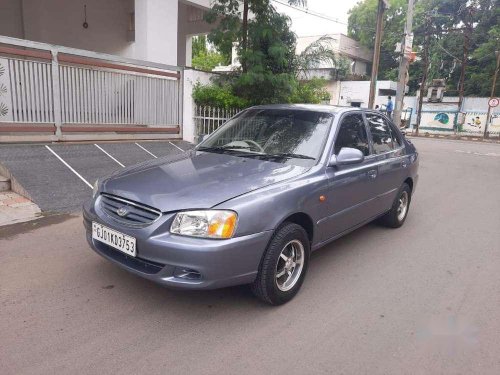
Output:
[{"xmin": 334, "ymin": 114, "xmax": 370, "ymax": 156}]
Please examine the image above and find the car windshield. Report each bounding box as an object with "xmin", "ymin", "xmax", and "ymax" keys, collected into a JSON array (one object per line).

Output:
[{"xmin": 197, "ymin": 108, "xmax": 334, "ymax": 166}]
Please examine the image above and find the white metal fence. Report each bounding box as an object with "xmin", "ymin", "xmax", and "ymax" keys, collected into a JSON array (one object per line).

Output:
[
  {"xmin": 58, "ymin": 65, "xmax": 179, "ymax": 125},
  {"xmin": 6, "ymin": 58, "xmax": 54, "ymax": 123},
  {"xmin": 0, "ymin": 35, "xmax": 183, "ymax": 138},
  {"xmin": 194, "ymin": 106, "xmax": 240, "ymax": 141}
]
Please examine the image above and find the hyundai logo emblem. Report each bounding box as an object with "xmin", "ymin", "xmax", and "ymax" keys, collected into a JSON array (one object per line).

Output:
[{"xmin": 116, "ymin": 206, "xmax": 129, "ymax": 217}]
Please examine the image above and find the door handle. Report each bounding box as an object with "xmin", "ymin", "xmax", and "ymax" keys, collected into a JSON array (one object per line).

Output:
[{"xmin": 367, "ymin": 169, "xmax": 377, "ymax": 179}]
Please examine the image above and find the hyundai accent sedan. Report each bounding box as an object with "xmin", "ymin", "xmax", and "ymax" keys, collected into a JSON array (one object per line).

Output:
[{"xmin": 83, "ymin": 104, "xmax": 419, "ymax": 305}]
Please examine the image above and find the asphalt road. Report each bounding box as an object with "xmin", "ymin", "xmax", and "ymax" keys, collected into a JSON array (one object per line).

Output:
[{"xmin": 1, "ymin": 138, "xmax": 500, "ymax": 375}]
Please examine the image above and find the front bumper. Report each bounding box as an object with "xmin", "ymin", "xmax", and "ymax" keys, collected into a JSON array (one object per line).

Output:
[{"xmin": 83, "ymin": 198, "xmax": 273, "ymax": 290}]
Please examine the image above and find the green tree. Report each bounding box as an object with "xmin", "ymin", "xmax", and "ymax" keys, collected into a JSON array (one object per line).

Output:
[
  {"xmin": 348, "ymin": 0, "xmax": 499, "ymax": 96},
  {"xmin": 464, "ymin": 0, "xmax": 500, "ymax": 96},
  {"xmin": 233, "ymin": 6, "xmax": 297, "ymax": 104},
  {"xmin": 192, "ymin": 82, "xmax": 249, "ymax": 108},
  {"xmin": 191, "ymin": 35, "xmax": 230, "ymax": 71},
  {"xmin": 348, "ymin": 0, "xmax": 408, "ymax": 81},
  {"xmin": 192, "ymin": 35, "xmax": 208, "ymax": 58},
  {"xmin": 192, "ymin": 52, "xmax": 227, "ymax": 71},
  {"xmin": 290, "ymin": 77, "xmax": 331, "ymax": 103},
  {"xmin": 199, "ymin": 0, "xmax": 338, "ymax": 107},
  {"xmin": 206, "ymin": 1, "xmax": 307, "ymax": 73},
  {"xmin": 467, "ymin": 26, "xmax": 500, "ymax": 96}
]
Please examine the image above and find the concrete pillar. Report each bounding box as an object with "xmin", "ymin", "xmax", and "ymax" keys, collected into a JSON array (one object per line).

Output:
[
  {"xmin": 182, "ymin": 69, "xmax": 196, "ymax": 143},
  {"xmin": 185, "ymin": 35, "xmax": 193, "ymax": 67},
  {"xmin": 134, "ymin": 0, "xmax": 178, "ymax": 65}
]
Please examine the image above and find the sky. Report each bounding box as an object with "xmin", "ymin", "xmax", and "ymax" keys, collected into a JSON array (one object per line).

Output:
[{"xmin": 272, "ymin": 0, "xmax": 361, "ymax": 37}]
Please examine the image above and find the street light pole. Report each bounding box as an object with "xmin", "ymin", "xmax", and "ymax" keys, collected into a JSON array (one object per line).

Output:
[
  {"xmin": 484, "ymin": 51, "xmax": 500, "ymax": 138},
  {"xmin": 393, "ymin": 0, "xmax": 415, "ymax": 127},
  {"xmin": 368, "ymin": 0, "xmax": 387, "ymax": 109}
]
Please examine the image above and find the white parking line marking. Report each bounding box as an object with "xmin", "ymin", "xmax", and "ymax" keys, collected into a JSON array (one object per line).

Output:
[
  {"xmin": 135, "ymin": 142, "xmax": 157, "ymax": 158},
  {"xmin": 455, "ymin": 150, "xmax": 500, "ymax": 157},
  {"xmin": 169, "ymin": 141, "xmax": 184, "ymax": 152},
  {"xmin": 44, "ymin": 145, "xmax": 93, "ymax": 189},
  {"xmin": 94, "ymin": 144, "xmax": 125, "ymax": 167}
]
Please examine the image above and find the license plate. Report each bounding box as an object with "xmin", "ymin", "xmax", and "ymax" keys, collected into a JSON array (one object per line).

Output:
[{"xmin": 92, "ymin": 222, "xmax": 136, "ymax": 257}]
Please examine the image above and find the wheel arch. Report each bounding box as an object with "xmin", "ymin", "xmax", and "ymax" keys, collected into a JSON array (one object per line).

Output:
[
  {"xmin": 404, "ymin": 177, "xmax": 414, "ymax": 192},
  {"xmin": 278, "ymin": 212, "xmax": 315, "ymax": 243}
]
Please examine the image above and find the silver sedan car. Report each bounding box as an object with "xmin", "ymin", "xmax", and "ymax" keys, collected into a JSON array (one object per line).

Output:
[{"xmin": 83, "ymin": 104, "xmax": 419, "ymax": 305}]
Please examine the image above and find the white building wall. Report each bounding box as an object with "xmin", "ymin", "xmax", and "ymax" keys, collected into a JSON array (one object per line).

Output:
[
  {"xmin": 331, "ymin": 80, "xmax": 397, "ymax": 108},
  {"xmin": 182, "ymin": 68, "xmax": 214, "ymax": 143},
  {"xmin": 403, "ymin": 96, "xmax": 500, "ymax": 126},
  {"xmin": 135, "ymin": 0, "xmax": 178, "ymax": 65},
  {"xmin": 0, "ymin": 0, "xmax": 24, "ymax": 38},
  {"xmin": 338, "ymin": 34, "xmax": 372, "ymax": 62},
  {"xmin": 2, "ymin": 0, "xmax": 136, "ymax": 57},
  {"xmin": 0, "ymin": 0, "xmax": 183, "ymax": 65},
  {"xmin": 177, "ymin": 2, "xmax": 216, "ymax": 67}
]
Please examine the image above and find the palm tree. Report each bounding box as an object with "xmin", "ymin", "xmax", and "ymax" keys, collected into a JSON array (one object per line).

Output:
[{"xmin": 296, "ymin": 36, "xmax": 350, "ymax": 80}]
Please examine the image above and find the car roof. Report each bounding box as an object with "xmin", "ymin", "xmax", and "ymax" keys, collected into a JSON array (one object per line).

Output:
[{"xmin": 248, "ymin": 104, "xmax": 363, "ymax": 114}]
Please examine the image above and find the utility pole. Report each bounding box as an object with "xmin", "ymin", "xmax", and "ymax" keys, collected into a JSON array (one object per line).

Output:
[
  {"xmin": 415, "ymin": 14, "xmax": 431, "ymax": 135},
  {"xmin": 241, "ymin": 0, "xmax": 249, "ymax": 73},
  {"xmin": 457, "ymin": 6, "xmax": 473, "ymax": 113},
  {"xmin": 368, "ymin": 0, "xmax": 387, "ymax": 109},
  {"xmin": 393, "ymin": 0, "xmax": 415, "ymax": 128},
  {"xmin": 484, "ymin": 51, "xmax": 500, "ymax": 138}
]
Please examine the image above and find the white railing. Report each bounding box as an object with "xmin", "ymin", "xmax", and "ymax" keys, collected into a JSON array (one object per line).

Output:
[
  {"xmin": 58, "ymin": 65, "xmax": 179, "ymax": 125},
  {"xmin": 6, "ymin": 58, "xmax": 54, "ymax": 123},
  {"xmin": 0, "ymin": 35, "xmax": 183, "ymax": 138},
  {"xmin": 194, "ymin": 106, "xmax": 240, "ymax": 137}
]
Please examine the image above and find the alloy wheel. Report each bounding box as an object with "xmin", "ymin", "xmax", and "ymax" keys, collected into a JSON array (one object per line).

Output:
[
  {"xmin": 275, "ymin": 240, "xmax": 305, "ymax": 292},
  {"xmin": 397, "ymin": 191, "xmax": 409, "ymax": 222}
]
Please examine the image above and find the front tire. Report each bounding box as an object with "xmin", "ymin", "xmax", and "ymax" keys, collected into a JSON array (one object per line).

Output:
[
  {"xmin": 251, "ymin": 223, "xmax": 310, "ymax": 305},
  {"xmin": 379, "ymin": 183, "xmax": 412, "ymax": 228}
]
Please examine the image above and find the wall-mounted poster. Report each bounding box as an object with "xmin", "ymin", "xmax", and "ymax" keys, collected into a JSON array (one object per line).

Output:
[
  {"xmin": 419, "ymin": 111, "xmax": 456, "ymax": 131},
  {"xmin": 460, "ymin": 112, "xmax": 500, "ymax": 134}
]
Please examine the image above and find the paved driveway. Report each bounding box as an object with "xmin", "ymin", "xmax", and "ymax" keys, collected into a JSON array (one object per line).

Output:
[
  {"xmin": 1, "ymin": 138, "xmax": 500, "ymax": 374},
  {"xmin": 0, "ymin": 140, "xmax": 192, "ymax": 212}
]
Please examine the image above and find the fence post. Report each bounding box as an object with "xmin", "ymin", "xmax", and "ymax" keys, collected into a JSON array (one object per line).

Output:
[
  {"xmin": 178, "ymin": 68, "xmax": 184, "ymax": 138},
  {"xmin": 50, "ymin": 49, "xmax": 62, "ymax": 139}
]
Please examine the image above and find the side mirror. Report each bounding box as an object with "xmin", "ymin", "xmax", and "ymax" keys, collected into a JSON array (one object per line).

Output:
[{"xmin": 329, "ymin": 147, "xmax": 364, "ymax": 167}]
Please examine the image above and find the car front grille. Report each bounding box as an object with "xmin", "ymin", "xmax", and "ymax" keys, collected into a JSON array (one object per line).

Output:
[{"xmin": 100, "ymin": 193, "xmax": 161, "ymax": 226}]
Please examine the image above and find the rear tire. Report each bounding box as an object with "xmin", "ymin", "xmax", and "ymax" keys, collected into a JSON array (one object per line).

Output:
[
  {"xmin": 379, "ymin": 183, "xmax": 411, "ymax": 228},
  {"xmin": 251, "ymin": 223, "xmax": 310, "ymax": 305}
]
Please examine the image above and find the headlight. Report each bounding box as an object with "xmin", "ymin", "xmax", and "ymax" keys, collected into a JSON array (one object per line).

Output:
[
  {"xmin": 170, "ymin": 210, "xmax": 237, "ymax": 239},
  {"xmin": 92, "ymin": 179, "xmax": 99, "ymax": 198}
]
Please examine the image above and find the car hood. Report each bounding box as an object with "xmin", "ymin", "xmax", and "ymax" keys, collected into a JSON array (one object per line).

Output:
[{"xmin": 102, "ymin": 151, "xmax": 308, "ymax": 212}]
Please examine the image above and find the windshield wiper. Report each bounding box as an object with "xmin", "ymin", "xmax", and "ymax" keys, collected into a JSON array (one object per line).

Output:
[
  {"xmin": 198, "ymin": 147, "xmax": 315, "ymax": 160},
  {"xmin": 196, "ymin": 146, "xmax": 264, "ymax": 156},
  {"xmin": 198, "ymin": 145, "xmax": 253, "ymax": 151},
  {"xmin": 263, "ymin": 152, "xmax": 316, "ymax": 160}
]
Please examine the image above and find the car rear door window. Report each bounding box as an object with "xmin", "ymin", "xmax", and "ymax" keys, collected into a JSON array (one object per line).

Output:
[
  {"xmin": 334, "ymin": 113, "xmax": 370, "ymax": 156},
  {"xmin": 391, "ymin": 126, "xmax": 402, "ymax": 147},
  {"xmin": 366, "ymin": 114, "xmax": 395, "ymax": 154}
]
